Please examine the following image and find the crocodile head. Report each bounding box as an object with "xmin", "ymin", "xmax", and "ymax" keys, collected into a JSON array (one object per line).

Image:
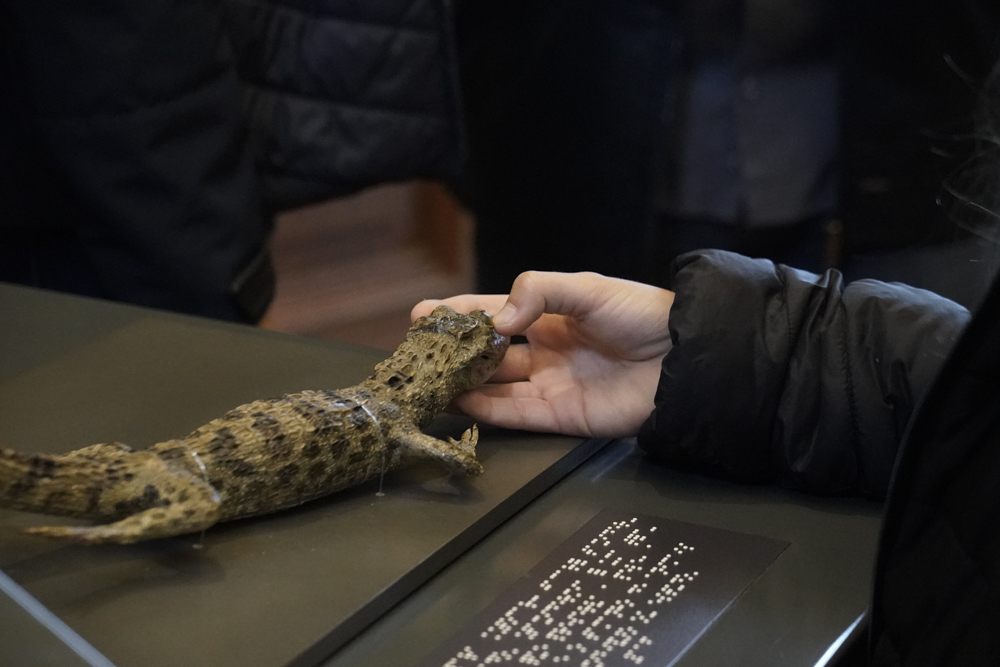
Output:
[
  {"xmin": 408, "ymin": 305, "xmax": 509, "ymax": 392},
  {"xmin": 369, "ymin": 305, "xmax": 509, "ymax": 420}
]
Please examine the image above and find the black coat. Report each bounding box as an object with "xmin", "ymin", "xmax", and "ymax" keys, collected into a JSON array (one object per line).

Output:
[
  {"xmin": 638, "ymin": 250, "xmax": 997, "ymax": 664},
  {"xmin": 1, "ymin": 0, "xmax": 460, "ymax": 322},
  {"xmin": 222, "ymin": 0, "xmax": 463, "ymax": 212}
]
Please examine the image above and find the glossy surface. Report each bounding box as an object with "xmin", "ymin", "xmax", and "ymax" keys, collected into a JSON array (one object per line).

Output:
[
  {"xmin": 0, "ymin": 284, "xmax": 882, "ymax": 666},
  {"xmin": 0, "ymin": 569, "xmax": 112, "ymax": 667},
  {"xmin": 324, "ymin": 440, "xmax": 881, "ymax": 667},
  {"xmin": 0, "ymin": 284, "xmax": 602, "ymax": 667}
]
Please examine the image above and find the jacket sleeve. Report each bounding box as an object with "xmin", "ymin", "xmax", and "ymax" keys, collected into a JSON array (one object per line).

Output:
[
  {"xmin": 637, "ymin": 250, "xmax": 971, "ymax": 499},
  {"xmin": 222, "ymin": 0, "xmax": 464, "ymax": 211}
]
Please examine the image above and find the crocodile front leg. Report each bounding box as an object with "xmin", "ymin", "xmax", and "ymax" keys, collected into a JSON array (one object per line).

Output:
[{"xmin": 390, "ymin": 423, "xmax": 484, "ymax": 477}]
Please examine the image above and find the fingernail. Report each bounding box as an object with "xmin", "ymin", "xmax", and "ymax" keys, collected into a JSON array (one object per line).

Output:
[{"xmin": 493, "ymin": 304, "xmax": 515, "ymax": 329}]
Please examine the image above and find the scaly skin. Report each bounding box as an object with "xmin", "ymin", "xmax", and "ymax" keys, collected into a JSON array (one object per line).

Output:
[{"xmin": 0, "ymin": 306, "xmax": 508, "ymax": 545}]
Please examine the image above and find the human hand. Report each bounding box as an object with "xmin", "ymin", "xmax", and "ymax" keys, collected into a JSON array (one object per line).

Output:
[{"xmin": 411, "ymin": 271, "xmax": 674, "ymax": 438}]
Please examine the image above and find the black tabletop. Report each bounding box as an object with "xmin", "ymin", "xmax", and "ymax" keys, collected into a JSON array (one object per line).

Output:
[
  {"xmin": 0, "ymin": 284, "xmax": 882, "ymax": 667},
  {"xmin": 0, "ymin": 284, "xmax": 603, "ymax": 667}
]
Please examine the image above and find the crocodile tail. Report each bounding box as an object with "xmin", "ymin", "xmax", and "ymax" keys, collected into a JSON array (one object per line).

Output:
[{"xmin": 0, "ymin": 445, "xmax": 110, "ymax": 520}]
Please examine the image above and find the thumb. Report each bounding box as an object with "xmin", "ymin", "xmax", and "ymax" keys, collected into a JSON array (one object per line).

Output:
[{"xmin": 491, "ymin": 302, "xmax": 519, "ymax": 334}]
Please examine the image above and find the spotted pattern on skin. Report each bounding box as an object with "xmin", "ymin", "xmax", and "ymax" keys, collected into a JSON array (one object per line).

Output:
[{"xmin": 0, "ymin": 306, "xmax": 508, "ymax": 544}]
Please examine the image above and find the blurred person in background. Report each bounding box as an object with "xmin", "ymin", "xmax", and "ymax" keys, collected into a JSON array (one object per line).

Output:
[
  {"xmin": 454, "ymin": 0, "xmax": 1000, "ymax": 309},
  {"xmin": 0, "ymin": 0, "xmax": 462, "ymax": 323}
]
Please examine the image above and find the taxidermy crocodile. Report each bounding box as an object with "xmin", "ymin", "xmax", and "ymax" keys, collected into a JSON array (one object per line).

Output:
[{"xmin": 0, "ymin": 306, "xmax": 508, "ymax": 545}]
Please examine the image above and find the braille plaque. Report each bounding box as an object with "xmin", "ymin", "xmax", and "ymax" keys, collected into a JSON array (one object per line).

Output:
[{"xmin": 422, "ymin": 509, "xmax": 789, "ymax": 667}]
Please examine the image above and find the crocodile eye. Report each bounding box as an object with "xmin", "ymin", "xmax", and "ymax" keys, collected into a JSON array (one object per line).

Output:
[{"xmin": 446, "ymin": 320, "xmax": 476, "ymax": 337}]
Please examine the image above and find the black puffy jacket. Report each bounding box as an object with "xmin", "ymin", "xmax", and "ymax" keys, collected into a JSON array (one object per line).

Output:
[
  {"xmin": 1, "ymin": 0, "xmax": 460, "ymax": 322},
  {"xmin": 639, "ymin": 250, "xmax": 998, "ymax": 664},
  {"xmin": 222, "ymin": 0, "xmax": 462, "ymax": 211}
]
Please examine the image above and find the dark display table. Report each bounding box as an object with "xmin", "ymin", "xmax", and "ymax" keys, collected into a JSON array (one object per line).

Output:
[{"xmin": 0, "ymin": 284, "xmax": 881, "ymax": 667}]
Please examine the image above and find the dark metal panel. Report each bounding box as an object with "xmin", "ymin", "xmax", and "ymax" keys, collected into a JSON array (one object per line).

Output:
[
  {"xmin": 0, "ymin": 569, "xmax": 113, "ymax": 667},
  {"xmin": 323, "ymin": 441, "xmax": 882, "ymax": 667}
]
